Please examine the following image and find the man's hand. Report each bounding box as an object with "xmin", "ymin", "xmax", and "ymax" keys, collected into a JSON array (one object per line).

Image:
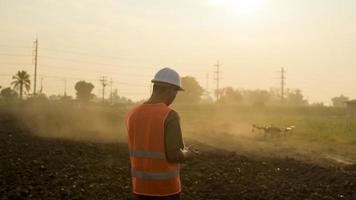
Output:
[
  {"xmin": 167, "ymin": 146, "xmax": 200, "ymax": 163},
  {"xmin": 182, "ymin": 146, "xmax": 200, "ymax": 161}
]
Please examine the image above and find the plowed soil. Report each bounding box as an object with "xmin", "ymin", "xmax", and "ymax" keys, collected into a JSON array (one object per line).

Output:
[{"xmin": 1, "ymin": 117, "xmax": 356, "ymax": 200}]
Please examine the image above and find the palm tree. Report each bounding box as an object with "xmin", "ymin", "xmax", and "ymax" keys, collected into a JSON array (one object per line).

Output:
[{"xmin": 11, "ymin": 70, "xmax": 31, "ymax": 99}]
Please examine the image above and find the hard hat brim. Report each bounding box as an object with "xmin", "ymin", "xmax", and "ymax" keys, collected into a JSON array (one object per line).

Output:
[{"xmin": 152, "ymin": 80, "xmax": 184, "ymax": 91}]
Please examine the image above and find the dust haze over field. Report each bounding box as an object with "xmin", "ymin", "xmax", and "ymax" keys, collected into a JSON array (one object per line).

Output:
[{"xmin": 5, "ymin": 101, "xmax": 356, "ymax": 167}]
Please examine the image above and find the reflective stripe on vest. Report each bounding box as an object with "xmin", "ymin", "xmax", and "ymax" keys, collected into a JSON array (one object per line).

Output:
[
  {"xmin": 130, "ymin": 150, "xmax": 166, "ymax": 160},
  {"xmin": 132, "ymin": 169, "xmax": 180, "ymax": 180}
]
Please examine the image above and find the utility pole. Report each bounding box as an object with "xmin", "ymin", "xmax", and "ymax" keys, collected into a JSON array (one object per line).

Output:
[
  {"xmin": 110, "ymin": 78, "xmax": 113, "ymax": 104},
  {"xmin": 64, "ymin": 79, "xmax": 67, "ymax": 97},
  {"xmin": 100, "ymin": 76, "xmax": 108, "ymax": 103},
  {"xmin": 39, "ymin": 78, "xmax": 43, "ymax": 94},
  {"xmin": 214, "ymin": 61, "xmax": 221, "ymax": 101},
  {"xmin": 33, "ymin": 38, "xmax": 38, "ymax": 95},
  {"xmin": 280, "ymin": 67, "xmax": 286, "ymax": 103}
]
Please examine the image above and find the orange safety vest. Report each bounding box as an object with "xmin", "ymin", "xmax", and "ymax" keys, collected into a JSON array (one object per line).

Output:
[{"xmin": 125, "ymin": 103, "xmax": 181, "ymax": 196}]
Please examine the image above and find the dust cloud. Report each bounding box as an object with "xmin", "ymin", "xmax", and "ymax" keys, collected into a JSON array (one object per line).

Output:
[
  {"xmin": 4, "ymin": 101, "xmax": 356, "ymax": 166},
  {"xmin": 4, "ymin": 101, "xmax": 129, "ymax": 143}
]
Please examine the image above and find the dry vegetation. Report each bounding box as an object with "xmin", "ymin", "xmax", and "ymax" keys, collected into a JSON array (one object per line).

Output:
[{"xmin": 176, "ymin": 104, "xmax": 356, "ymax": 166}]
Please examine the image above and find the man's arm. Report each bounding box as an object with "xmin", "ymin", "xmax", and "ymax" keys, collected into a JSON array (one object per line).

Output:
[{"xmin": 164, "ymin": 111, "xmax": 192, "ymax": 163}]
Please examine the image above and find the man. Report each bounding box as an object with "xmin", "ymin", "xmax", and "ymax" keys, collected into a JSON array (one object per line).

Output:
[{"xmin": 125, "ymin": 68, "xmax": 197, "ymax": 200}]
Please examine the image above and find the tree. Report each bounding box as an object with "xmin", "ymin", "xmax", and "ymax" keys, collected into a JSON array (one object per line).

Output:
[
  {"xmin": 75, "ymin": 81, "xmax": 94, "ymax": 103},
  {"xmin": 200, "ymin": 92, "xmax": 214, "ymax": 104},
  {"xmin": 27, "ymin": 93, "xmax": 49, "ymax": 104},
  {"xmin": 244, "ymin": 89, "xmax": 270, "ymax": 106},
  {"xmin": 11, "ymin": 70, "xmax": 31, "ymax": 99},
  {"xmin": 311, "ymin": 102, "xmax": 324, "ymax": 107},
  {"xmin": 175, "ymin": 76, "xmax": 204, "ymax": 104},
  {"xmin": 218, "ymin": 87, "xmax": 243, "ymax": 104},
  {"xmin": 331, "ymin": 95, "xmax": 349, "ymax": 107},
  {"xmin": 285, "ymin": 89, "xmax": 308, "ymax": 106},
  {"xmin": 111, "ymin": 89, "xmax": 132, "ymax": 104},
  {"xmin": 0, "ymin": 87, "xmax": 18, "ymax": 102},
  {"xmin": 49, "ymin": 94, "xmax": 72, "ymax": 102},
  {"xmin": 266, "ymin": 88, "xmax": 282, "ymax": 106}
]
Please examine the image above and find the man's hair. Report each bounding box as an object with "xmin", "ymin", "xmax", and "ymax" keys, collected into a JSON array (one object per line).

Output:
[{"xmin": 152, "ymin": 83, "xmax": 177, "ymax": 95}]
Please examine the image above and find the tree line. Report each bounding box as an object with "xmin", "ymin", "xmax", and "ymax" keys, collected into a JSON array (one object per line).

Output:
[
  {"xmin": 175, "ymin": 76, "xmax": 352, "ymax": 107},
  {"xmin": 0, "ymin": 70, "xmax": 131, "ymax": 105},
  {"xmin": 0, "ymin": 70, "xmax": 352, "ymax": 107}
]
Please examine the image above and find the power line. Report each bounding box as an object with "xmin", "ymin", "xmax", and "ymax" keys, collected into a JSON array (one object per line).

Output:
[
  {"xmin": 42, "ymin": 47, "xmax": 204, "ymax": 67},
  {"xmin": 41, "ymin": 48, "xmax": 130, "ymax": 61},
  {"xmin": 40, "ymin": 55, "xmax": 122, "ymax": 68},
  {"xmin": 33, "ymin": 38, "xmax": 39, "ymax": 95},
  {"xmin": 33, "ymin": 73, "xmax": 149, "ymax": 88},
  {"xmin": 28, "ymin": 62, "xmax": 153, "ymax": 79},
  {"xmin": 0, "ymin": 44, "xmax": 32, "ymax": 49},
  {"xmin": 1, "ymin": 44, "xmax": 206, "ymax": 69},
  {"xmin": 35, "ymin": 63, "xmax": 152, "ymax": 78},
  {"xmin": 1, "ymin": 44, "xmax": 208, "ymax": 80},
  {"xmin": 36, "ymin": 50, "xmax": 208, "ymax": 73},
  {"xmin": 0, "ymin": 62, "xmax": 32, "ymax": 66},
  {"xmin": 0, "ymin": 54, "xmax": 32, "ymax": 57},
  {"xmin": 39, "ymin": 55, "xmax": 158, "ymax": 75}
]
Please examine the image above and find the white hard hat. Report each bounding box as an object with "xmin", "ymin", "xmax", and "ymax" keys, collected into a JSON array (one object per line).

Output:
[{"xmin": 151, "ymin": 68, "xmax": 184, "ymax": 91}]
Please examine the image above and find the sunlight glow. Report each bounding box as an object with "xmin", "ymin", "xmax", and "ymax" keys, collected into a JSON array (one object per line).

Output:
[{"xmin": 208, "ymin": 0, "xmax": 264, "ymax": 18}]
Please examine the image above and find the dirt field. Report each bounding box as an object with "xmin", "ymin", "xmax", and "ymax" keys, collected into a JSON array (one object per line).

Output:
[{"xmin": 1, "ymin": 115, "xmax": 356, "ymax": 200}]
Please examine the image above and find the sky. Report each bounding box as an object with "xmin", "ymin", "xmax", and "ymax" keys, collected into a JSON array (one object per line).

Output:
[{"xmin": 0, "ymin": 0, "xmax": 356, "ymax": 104}]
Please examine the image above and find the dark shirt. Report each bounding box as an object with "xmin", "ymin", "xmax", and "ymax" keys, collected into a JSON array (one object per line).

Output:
[{"xmin": 164, "ymin": 110, "xmax": 184, "ymax": 160}]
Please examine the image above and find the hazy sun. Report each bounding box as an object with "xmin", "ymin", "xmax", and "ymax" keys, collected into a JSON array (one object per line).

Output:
[{"xmin": 208, "ymin": 0, "xmax": 263, "ymax": 18}]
